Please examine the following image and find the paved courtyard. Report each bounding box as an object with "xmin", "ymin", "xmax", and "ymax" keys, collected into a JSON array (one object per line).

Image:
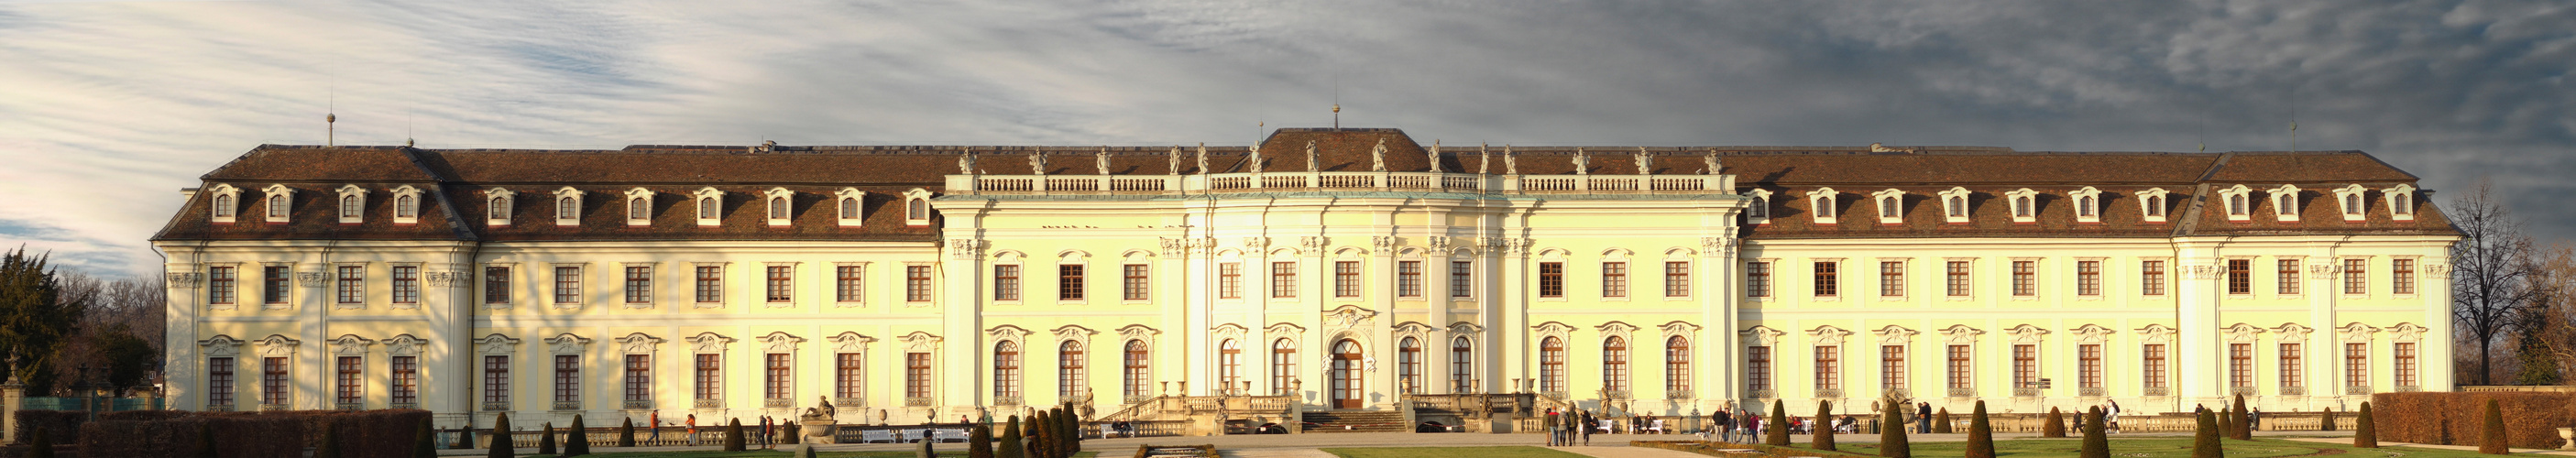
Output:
[{"xmin": 435, "ymin": 430, "xmax": 2357, "ymax": 455}]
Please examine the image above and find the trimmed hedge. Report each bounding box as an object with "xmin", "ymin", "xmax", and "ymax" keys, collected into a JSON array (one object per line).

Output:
[
  {"xmin": 14, "ymin": 410, "xmax": 83, "ymax": 447},
  {"xmin": 2375, "ymin": 391, "xmax": 2576, "ymax": 449},
  {"xmin": 77, "ymin": 409, "xmax": 433, "ymax": 458}
]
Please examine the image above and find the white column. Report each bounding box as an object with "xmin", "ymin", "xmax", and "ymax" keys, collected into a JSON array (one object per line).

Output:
[{"xmin": 2174, "ymin": 241, "xmax": 2225, "ymax": 408}]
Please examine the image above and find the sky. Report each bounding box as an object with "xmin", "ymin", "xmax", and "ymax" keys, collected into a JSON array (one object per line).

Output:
[{"xmin": 0, "ymin": 0, "xmax": 2571, "ymax": 278}]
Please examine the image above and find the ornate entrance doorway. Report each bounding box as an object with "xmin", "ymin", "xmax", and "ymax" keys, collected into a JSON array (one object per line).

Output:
[{"xmin": 1330, "ymin": 339, "xmax": 1363, "ymax": 409}]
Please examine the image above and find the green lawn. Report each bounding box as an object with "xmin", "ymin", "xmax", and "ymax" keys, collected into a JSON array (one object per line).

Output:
[
  {"xmin": 1808, "ymin": 438, "xmax": 2499, "ymax": 458},
  {"xmin": 521, "ymin": 451, "xmax": 1100, "ymax": 458},
  {"xmin": 1321, "ymin": 446, "xmax": 1594, "ymax": 458}
]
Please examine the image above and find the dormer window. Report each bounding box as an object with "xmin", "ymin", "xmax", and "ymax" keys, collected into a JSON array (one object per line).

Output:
[
  {"xmin": 2004, "ymin": 188, "xmax": 2039, "ymax": 224},
  {"xmin": 389, "ymin": 185, "xmax": 422, "ymax": 224},
  {"xmin": 207, "ymin": 183, "xmax": 242, "ymax": 224},
  {"xmin": 2268, "ymin": 184, "xmax": 2302, "ymax": 223},
  {"xmin": 2136, "ymin": 188, "xmax": 2171, "ymax": 224},
  {"xmin": 902, "ymin": 188, "xmax": 935, "ymax": 227},
  {"xmin": 2384, "ymin": 184, "xmax": 2417, "ymax": 221},
  {"xmin": 1936, "ymin": 187, "xmax": 1970, "ymax": 224},
  {"xmin": 2333, "ymin": 184, "xmax": 2368, "ymax": 222},
  {"xmin": 1741, "ymin": 189, "xmax": 1773, "ymax": 225},
  {"xmin": 763, "ymin": 188, "xmax": 795, "ymax": 227},
  {"xmin": 1805, "ymin": 187, "xmax": 1840, "ymax": 225},
  {"xmin": 485, "ymin": 188, "xmax": 516, "ymax": 226},
  {"xmin": 1869, "ymin": 189, "xmax": 1905, "ymax": 224},
  {"xmin": 834, "ymin": 188, "xmax": 868, "ymax": 227},
  {"xmin": 623, "ymin": 188, "xmax": 653, "ymax": 226},
  {"xmin": 335, "ymin": 184, "xmax": 368, "ymax": 224},
  {"xmin": 2218, "ymin": 185, "xmax": 2253, "ymax": 221},
  {"xmin": 2069, "ymin": 187, "xmax": 2102, "ymax": 224},
  {"xmin": 260, "ymin": 184, "xmax": 295, "ymax": 224},
  {"xmin": 551, "ymin": 187, "xmax": 585, "ymax": 227},
  {"xmin": 692, "ymin": 188, "xmax": 725, "ymax": 227}
]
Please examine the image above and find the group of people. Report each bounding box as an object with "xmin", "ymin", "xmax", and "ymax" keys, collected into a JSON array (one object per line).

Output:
[
  {"xmin": 637, "ymin": 409, "xmax": 791, "ymax": 448},
  {"xmin": 1540, "ymin": 408, "xmax": 1600, "ymax": 446}
]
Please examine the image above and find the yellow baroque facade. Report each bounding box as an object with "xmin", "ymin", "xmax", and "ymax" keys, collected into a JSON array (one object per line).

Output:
[{"xmin": 154, "ymin": 128, "xmax": 2458, "ymax": 429}]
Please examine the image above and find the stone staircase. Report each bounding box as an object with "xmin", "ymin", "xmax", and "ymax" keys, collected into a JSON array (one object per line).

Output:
[{"xmin": 1299, "ymin": 409, "xmax": 1409, "ymax": 433}]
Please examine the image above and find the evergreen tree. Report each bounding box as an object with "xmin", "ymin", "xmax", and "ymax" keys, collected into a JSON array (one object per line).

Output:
[
  {"xmin": 619, "ymin": 417, "xmax": 636, "ymax": 447},
  {"xmin": 1766, "ymin": 399, "xmax": 1790, "ymax": 446},
  {"xmin": 2231, "ymin": 394, "xmax": 2253, "ymax": 440},
  {"xmin": 24, "ymin": 427, "xmax": 52, "ymax": 458},
  {"xmin": 538, "ymin": 422, "xmax": 557, "ymax": 455},
  {"xmin": 999, "ymin": 415, "xmax": 1026, "ymax": 458},
  {"xmin": 2480, "ymin": 399, "xmax": 2509, "ymax": 454},
  {"xmin": 1878, "ymin": 399, "xmax": 1910, "ymax": 458},
  {"xmin": 0, "ymin": 247, "xmax": 88, "ymax": 398},
  {"xmin": 2319, "ymin": 408, "xmax": 2336, "ymax": 431},
  {"xmin": 2516, "ymin": 330, "xmax": 2562, "ymax": 385},
  {"xmin": 417, "ymin": 418, "xmax": 440, "ymax": 458},
  {"xmin": 2190, "ymin": 408, "xmax": 2220, "ymax": 458},
  {"xmin": 2043, "ymin": 408, "xmax": 2066, "ymax": 438},
  {"xmin": 724, "ymin": 419, "xmax": 748, "ymax": 452},
  {"xmin": 315, "ymin": 422, "xmax": 343, "ymax": 458},
  {"xmin": 1029, "ymin": 410, "xmax": 1052, "ymax": 458},
  {"xmin": 1063, "ymin": 406, "xmax": 1082, "ymax": 454},
  {"xmin": 1935, "ymin": 408, "xmax": 1953, "ymax": 434},
  {"xmin": 2216, "ymin": 407, "xmax": 2232, "ymax": 439},
  {"xmin": 1812, "ymin": 400, "xmax": 1836, "ymax": 452},
  {"xmin": 565, "ymin": 414, "xmax": 591, "ymax": 456},
  {"xmin": 1964, "ymin": 401, "xmax": 1994, "ymax": 458},
  {"xmin": 2078, "ymin": 407, "xmax": 2108, "ymax": 458},
  {"xmin": 2355, "ymin": 402, "xmax": 2378, "ymax": 448},
  {"xmin": 970, "ymin": 425, "xmax": 996, "ymax": 458},
  {"xmin": 488, "ymin": 412, "xmax": 515, "ymax": 458}
]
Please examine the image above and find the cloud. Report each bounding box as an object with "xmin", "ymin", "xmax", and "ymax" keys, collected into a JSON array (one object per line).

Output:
[{"xmin": 2, "ymin": 0, "xmax": 2572, "ymax": 277}]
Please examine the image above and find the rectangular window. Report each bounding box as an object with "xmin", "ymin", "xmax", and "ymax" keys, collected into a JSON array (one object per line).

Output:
[
  {"xmin": 336, "ymin": 266, "xmax": 364, "ymax": 304},
  {"xmin": 992, "ymin": 265, "xmax": 1018, "ymax": 301},
  {"xmin": 1269, "ymin": 262, "xmax": 1297, "ymax": 298},
  {"xmin": 625, "ymin": 266, "xmax": 652, "ymax": 304},
  {"xmin": 694, "ymin": 266, "xmax": 722, "ymax": 303},
  {"xmin": 2078, "ymin": 344, "xmax": 2101, "ymax": 388},
  {"xmin": 905, "ymin": 352, "xmax": 932, "ymax": 399},
  {"xmin": 2344, "ymin": 343, "xmax": 2368, "ymax": 388},
  {"xmin": 336, "ymin": 356, "xmax": 362, "ymax": 406},
  {"xmin": 2280, "ymin": 343, "xmax": 2304, "ymax": 388},
  {"xmin": 1122, "ymin": 264, "xmax": 1148, "ymax": 300},
  {"xmin": 624, "ymin": 354, "xmax": 651, "ymax": 402},
  {"xmin": 264, "ymin": 266, "xmax": 290, "ymax": 304},
  {"xmin": 1337, "ymin": 261, "xmax": 1363, "ymax": 298},
  {"xmin": 2142, "ymin": 260, "xmax": 2167, "ymax": 296},
  {"xmin": 1602, "ymin": 262, "xmax": 1628, "ymax": 298},
  {"xmin": 484, "ymin": 355, "xmax": 510, "ymax": 409},
  {"xmin": 2227, "ymin": 259, "xmax": 2252, "ymax": 294},
  {"xmin": 1946, "ymin": 261, "xmax": 1970, "ymax": 297},
  {"xmin": 1880, "ymin": 345, "xmax": 1905, "ymax": 391},
  {"xmin": 1398, "ymin": 260, "xmax": 1421, "ymax": 297},
  {"xmin": 486, "ymin": 266, "xmax": 511, "ymax": 304},
  {"xmin": 263, "ymin": 357, "xmax": 288, "ymax": 406},
  {"xmin": 1662, "ymin": 261, "xmax": 1688, "ymax": 298},
  {"xmin": 1218, "ymin": 263, "xmax": 1241, "ymax": 299},
  {"xmin": 1879, "ymin": 261, "xmax": 1903, "ymax": 297},
  {"xmin": 391, "ymin": 266, "xmax": 418, "ymax": 304},
  {"xmin": 208, "ymin": 266, "xmax": 236, "ymax": 305},
  {"xmin": 1946, "ymin": 345, "xmax": 1970, "ymax": 389},
  {"xmin": 2230, "ymin": 344, "xmax": 2253, "ymax": 388},
  {"xmin": 1067, "ymin": 263, "xmax": 1098, "ymax": 300},
  {"xmin": 1746, "ymin": 345, "xmax": 1772, "ymax": 392},
  {"xmin": 2345, "ymin": 258, "xmax": 2369, "ymax": 295},
  {"xmin": 2143, "ymin": 344, "xmax": 2167, "ymax": 389},
  {"xmin": 1539, "ymin": 262, "xmax": 1565, "ymax": 298},
  {"xmin": 836, "ymin": 353, "xmax": 863, "ymax": 399},
  {"xmin": 2277, "ymin": 259, "xmax": 2302, "ymax": 295},
  {"xmin": 2010, "ymin": 260, "xmax": 2035, "ymax": 296},
  {"xmin": 694, "ymin": 354, "xmax": 722, "ymax": 401},
  {"xmin": 765, "ymin": 353, "xmax": 792, "ymax": 400},
  {"xmin": 2011, "ymin": 344, "xmax": 2036, "ymax": 389},
  {"xmin": 2394, "ymin": 259, "xmax": 2417, "ymax": 295},
  {"xmin": 208, "ymin": 357, "xmax": 235, "ymax": 407},
  {"xmin": 1813, "ymin": 346, "xmax": 1840, "ymax": 391},
  {"xmin": 2077, "ymin": 260, "xmax": 2101, "ymax": 296},
  {"xmin": 765, "ymin": 266, "xmax": 794, "ymax": 302},
  {"xmin": 554, "ymin": 266, "xmax": 582, "ymax": 304},
  {"xmin": 838, "ymin": 265, "xmax": 866, "ymax": 302},
  {"xmin": 905, "ymin": 266, "xmax": 932, "ymax": 301},
  {"xmin": 2395, "ymin": 343, "xmax": 2417, "ymax": 387},
  {"xmin": 1452, "ymin": 261, "xmax": 1474, "ymax": 299},
  {"xmin": 555, "ymin": 354, "xmax": 581, "ymax": 404},
  {"xmin": 389, "ymin": 355, "xmax": 418, "ymax": 406},
  {"xmin": 1746, "ymin": 261, "xmax": 1771, "ymax": 298},
  {"xmin": 1813, "ymin": 261, "xmax": 1838, "ymax": 297}
]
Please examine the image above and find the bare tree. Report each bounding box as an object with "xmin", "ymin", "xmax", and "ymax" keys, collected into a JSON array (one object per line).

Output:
[
  {"xmin": 2450, "ymin": 180, "xmax": 2544, "ymax": 385},
  {"xmin": 2528, "ymin": 243, "xmax": 2576, "ymax": 384}
]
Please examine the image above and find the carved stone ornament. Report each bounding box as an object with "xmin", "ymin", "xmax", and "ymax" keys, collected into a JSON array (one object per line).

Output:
[
  {"xmin": 1095, "ymin": 147, "xmax": 1111, "ymax": 176},
  {"xmin": 1304, "ymin": 140, "xmax": 1319, "ymax": 172},
  {"xmin": 2185, "ymin": 264, "xmax": 2227, "ymax": 280},
  {"xmin": 1704, "ymin": 152, "xmax": 1722, "ymax": 175},
  {"xmin": 1449, "ymin": 322, "xmax": 1485, "ymax": 336},
  {"xmin": 1700, "ymin": 237, "xmax": 1730, "ymax": 256},
  {"xmin": 1265, "ymin": 322, "xmax": 1306, "ymax": 344},
  {"xmin": 549, "ymin": 333, "xmax": 593, "ymax": 354},
  {"xmin": 2426, "ymin": 263, "xmax": 2452, "ymax": 276},
  {"xmin": 1116, "ymin": 324, "xmax": 1160, "ymax": 343},
  {"xmin": 760, "ymin": 332, "xmax": 806, "ymax": 352},
  {"xmin": 688, "ymin": 333, "xmax": 735, "ymax": 353},
  {"xmin": 1159, "ymin": 238, "xmax": 1188, "ymax": 257},
  {"xmin": 1941, "ymin": 325, "xmax": 1985, "ymax": 345},
  {"xmin": 1426, "ymin": 236, "xmax": 1452, "ymax": 254},
  {"xmin": 1394, "ymin": 322, "xmax": 1437, "ymax": 342},
  {"xmin": 2135, "ymin": 324, "xmax": 2176, "ymax": 344},
  {"xmin": 828, "ymin": 332, "xmax": 876, "ymax": 352},
  {"xmin": 899, "ymin": 332, "xmax": 943, "ymax": 352},
  {"xmin": 2338, "ymin": 322, "xmax": 2380, "ymax": 343},
  {"xmin": 2223, "ymin": 323, "xmax": 2264, "ymax": 343},
  {"xmin": 200, "ymin": 335, "xmax": 243, "ymax": 357},
  {"xmin": 297, "ymin": 271, "xmax": 330, "ymax": 288},
  {"xmin": 2308, "ymin": 263, "xmax": 2342, "ymax": 279},
  {"xmin": 167, "ymin": 272, "xmax": 203, "ymax": 289},
  {"xmin": 1299, "ymin": 236, "xmax": 1327, "ymax": 254},
  {"xmin": 1211, "ymin": 323, "xmax": 1249, "ymax": 343},
  {"xmin": 2275, "ymin": 323, "xmax": 2313, "ymax": 343},
  {"xmin": 1029, "ymin": 150, "xmax": 1047, "ymax": 176},
  {"xmin": 1502, "ymin": 238, "xmax": 1534, "ymax": 256},
  {"xmin": 1635, "ymin": 147, "xmax": 1652, "ymax": 175},
  {"xmin": 2071, "ymin": 324, "xmax": 2114, "ymax": 344},
  {"xmin": 1241, "ymin": 237, "xmax": 1270, "ymax": 253},
  {"xmin": 1195, "ymin": 144, "xmax": 1210, "ymax": 175},
  {"xmin": 1533, "ymin": 322, "xmax": 1577, "ymax": 344},
  {"xmin": 948, "ymin": 238, "xmax": 986, "ymax": 260},
  {"xmin": 1053, "ymin": 325, "xmax": 1098, "ymax": 346},
  {"xmin": 332, "ymin": 334, "xmax": 374, "ymax": 355},
  {"xmin": 257, "ymin": 334, "xmax": 301, "ymax": 358},
  {"xmin": 987, "ymin": 325, "xmax": 1032, "ymax": 344},
  {"xmin": 612, "ymin": 333, "xmax": 660, "ymax": 354},
  {"xmin": 1369, "ymin": 137, "xmax": 1387, "ymax": 172},
  {"xmin": 1806, "ymin": 326, "xmax": 1851, "ymax": 346},
  {"xmin": 1738, "ymin": 326, "xmax": 1785, "ymax": 346},
  {"xmin": 1659, "ymin": 321, "xmax": 1702, "ymax": 340},
  {"xmin": 1596, "ymin": 322, "xmax": 1639, "ymax": 344},
  {"xmin": 1875, "ymin": 325, "xmax": 1919, "ymax": 345},
  {"xmin": 2390, "ymin": 322, "xmax": 2428, "ymax": 343},
  {"xmin": 1478, "ymin": 143, "xmax": 1492, "ymax": 174},
  {"xmin": 1426, "ymin": 140, "xmax": 1442, "ymax": 173},
  {"xmin": 477, "ymin": 333, "xmax": 521, "ymax": 355},
  {"xmin": 1167, "ymin": 146, "xmax": 1182, "ymax": 175},
  {"xmin": 385, "ymin": 334, "xmax": 425, "ymax": 356},
  {"xmin": 1371, "ymin": 236, "xmax": 1397, "ymax": 253},
  {"xmin": 1503, "ymin": 145, "xmax": 1519, "ymax": 175},
  {"xmin": 2004, "ymin": 324, "xmax": 2049, "ymax": 344},
  {"xmin": 426, "ymin": 271, "xmax": 464, "ymax": 288},
  {"xmin": 1323, "ymin": 305, "xmax": 1378, "ymax": 331}
]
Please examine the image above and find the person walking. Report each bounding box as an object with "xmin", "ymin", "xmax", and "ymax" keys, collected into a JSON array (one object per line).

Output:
[
  {"xmin": 1915, "ymin": 402, "xmax": 1933, "ymax": 434},
  {"xmin": 2106, "ymin": 400, "xmax": 2122, "ymax": 433},
  {"xmin": 760, "ymin": 416, "xmax": 774, "ymax": 449},
  {"xmin": 648, "ymin": 409, "xmax": 662, "ymax": 444},
  {"xmin": 1578, "ymin": 409, "xmax": 1595, "ymax": 446},
  {"xmin": 1713, "ymin": 409, "xmax": 1733, "ymax": 442},
  {"xmin": 1543, "ymin": 408, "xmax": 1562, "ymax": 446},
  {"xmin": 685, "ymin": 414, "xmax": 699, "ymax": 446}
]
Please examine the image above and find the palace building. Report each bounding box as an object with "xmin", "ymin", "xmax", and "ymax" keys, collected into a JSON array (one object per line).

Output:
[{"xmin": 153, "ymin": 127, "xmax": 2457, "ymax": 429}]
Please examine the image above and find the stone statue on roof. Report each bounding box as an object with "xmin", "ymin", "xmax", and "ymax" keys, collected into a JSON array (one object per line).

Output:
[
  {"xmin": 1370, "ymin": 137, "xmax": 1388, "ymax": 172},
  {"xmin": 1249, "ymin": 144, "xmax": 1266, "ymax": 174},
  {"xmin": 1195, "ymin": 143, "xmax": 1210, "ymax": 175},
  {"xmin": 1304, "ymin": 140, "xmax": 1319, "ymax": 172},
  {"xmin": 1504, "ymin": 145, "xmax": 1518, "ymax": 175},
  {"xmin": 1636, "ymin": 147, "xmax": 1652, "ymax": 175},
  {"xmin": 1573, "ymin": 147, "xmax": 1589, "ymax": 176},
  {"xmin": 1167, "ymin": 146, "xmax": 1181, "ymax": 175},
  {"xmin": 1478, "ymin": 143, "xmax": 1491, "ymax": 175},
  {"xmin": 1704, "ymin": 150, "xmax": 1722, "ymax": 175},
  {"xmin": 1427, "ymin": 140, "xmax": 1442, "ymax": 173},
  {"xmin": 958, "ymin": 149, "xmax": 975, "ymax": 175},
  {"xmin": 1030, "ymin": 149, "xmax": 1047, "ymax": 176},
  {"xmin": 1097, "ymin": 147, "xmax": 1112, "ymax": 176}
]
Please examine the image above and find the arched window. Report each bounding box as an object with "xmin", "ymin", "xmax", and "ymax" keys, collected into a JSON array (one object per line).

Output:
[
  {"xmin": 2228, "ymin": 194, "xmax": 2248, "ymax": 215},
  {"xmin": 214, "ymin": 195, "xmax": 236, "ymax": 218},
  {"xmin": 769, "ymin": 197, "xmax": 788, "ymax": 220},
  {"xmin": 1879, "ymin": 196, "xmax": 1899, "ymax": 218},
  {"xmin": 2277, "ymin": 193, "xmax": 2296, "ymax": 213},
  {"xmin": 907, "ymin": 198, "xmax": 928, "ymax": 220},
  {"xmin": 396, "ymin": 195, "xmax": 417, "ymax": 218},
  {"xmin": 1814, "ymin": 197, "xmax": 1836, "ymax": 218},
  {"xmin": 1665, "ymin": 335, "xmax": 1691, "ymax": 396},
  {"xmin": 1748, "ymin": 196, "xmax": 1768, "ymax": 218},
  {"xmin": 1218, "ymin": 339, "xmax": 1242, "ymax": 394},
  {"xmin": 268, "ymin": 195, "xmax": 289, "ymax": 218},
  {"xmin": 1539, "ymin": 337, "xmax": 1565, "ymax": 396},
  {"xmin": 2012, "ymin": 196, "xmax": 2033, "ymax": 218},
  {"xmin": 489, "ymin": 197, "xmax": 510, "ymax": 220},
  {"xmin": 993, "ymin": 341, "xmax": 1021, "ymax": 401},
  {"xmin": 1947, "ymin": 196, "xmax": 1966, "ymax": 217},
  {"xmin": 1122, "ymin": 340, "xmax": 1150, "ymax": 399},
  {"xmin": 1270, "ymin": 338, "xmax": 1297, "ymax": 396},
  {"xmin": 2078, "ymin": 196, "xmax": 2097, "ymax": 217},
  {"xmin": 556, "ymin": 197, "xmax": 577, "ymax": 219},
  {"xmin": 1450, "ymin": 337, "xmax": 1474, "ymax": 392},
  {"xmin": 628, "ymin": 198, "xmax": 648, "ymax": 220},
  {"xmin": 1058, "ymin": 341, "xmax": 1085, "ymax": 400},
  {"xmin": 697, "ymin": 198, "xmax": 718, "ymax": 220},
  {"xmin": 2145, "ymin": 195, "xmax": 2165, "ymax": 217},
  {"xmin": 1398, "ymin": 337, "xmax": 1421, "ymax": 394},
  {"xmin": 340, "ymin": 195, "xmax": 361, "ymax": 218},
  {"xmin": 2393, "ymin": 192, "xmax": 2412, "ymax": 214},
  {"xmin": 2344, "ymin": 194, "xmax": 2362, "ymax": 214},
  {"xmin": 839, "ymin": 198, "xmax": 860, "ymax": 219},
  {"xmin": 1603, "ymin": 336, "xmax": 1629, "ymax": 395}
]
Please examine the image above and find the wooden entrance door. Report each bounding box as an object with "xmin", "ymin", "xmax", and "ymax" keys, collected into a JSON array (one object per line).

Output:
[{"xmin": 1331, "ymin": 339, "xmax": 1363, "ymax": 409}]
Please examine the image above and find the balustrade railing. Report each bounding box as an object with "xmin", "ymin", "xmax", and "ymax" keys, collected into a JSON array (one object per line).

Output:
[{"xmin": 951, "ymin": 172, "xmax": 1733, "ymax": 196}]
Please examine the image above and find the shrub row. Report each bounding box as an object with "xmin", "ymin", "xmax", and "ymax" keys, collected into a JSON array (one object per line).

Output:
[
  {"xmin": 73, "ymin": 409, "xmax": 431, "ymax": 458},
  {"xmin": 13, "ymin": 410, "xmax": 84, "ymax": 447},
  {"xmin": 2373, "ymin": 391, "xmax": 2574, "ymax": 449}
]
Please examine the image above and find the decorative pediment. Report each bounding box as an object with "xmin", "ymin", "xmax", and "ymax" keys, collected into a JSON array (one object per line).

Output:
[
  {"xmin": 200, "ymin": 334, "xmax": 243, "ymax": 357},
  {"xmin": 256, "ymin": 334, "xmax": 301, "ymax": 358},
  {"xmin": 2003, "ymin": 324, "xmax": 2050, "ymax": 344},
  {"xmin": 2274, "ymin": 323, "xmax": 2313, "ymax": 342},
  {"xmin": 331, "ymin": 334, "xmax": 374, "ymax": 356},
  {"xmin": 1393, "ymin": 322, "xmax": 1437, "ymax": 342},
  {"xmin": 2223, "ymin": 323, "xmax": 2264, "ymax": 343},
  {"xmin": 1115, "ymin": 324, "xmax": 1161, "ymax": 343},
  {"xmin": 1659, "ymin": 321, "xmax": 1702, "ymax": 339},
  {"xmin": 1596, "ymin": 322, "xmax": 1639, "ymax": 344},
  {"xmin": 619, "ymin": 333, "xmax": 664, "ymax": 354},
  {"xmin": 760, "ymin": 332, "xmax": 806, "ymax": 352},
  {"xmin": 1265, "ymin": 322, "xmax": 1306, "ymax": 344},
  {"xmin": 477, "ymin": 333, "xmax": 520, "ymax": 355},
  {"xmin": 1211, "ymin": 323, "xmax": 1250, "ymax": 343},
  {"xmin": 899, "ymin": 332, "xmax": 943, "ymax": 352},
  {"xmin": 2390, "ymin": 322, "xmax": 2428, "ymax": 343},
  {"xmin": 1807, "ymin": 326, "xmax": 1851, "ymax": 346},
  {"xmin": 385, "ymin": 334, "xmax": 426, "ymax": 356},
  {"xmin": 2071, "ymin": 324, "xmax": 2114, "ymax": 344},
  {"xmin": 1053, "ymin": 325, "xmax": 1099, "ymax": 344},
  {"xmin": 1533, "ymin": 322, "xmax": 1578, "ymax": 344},
  {"xmin": 1874, "ymin": 325, "xmax": 1918, "ymax": 345},
  {"xmin": 988, "ymin": 325, "xmax": 1033, "ymax": 343},
  {"xmin": 1941, "ymin": 325, "xmax": 1986, "ymax": 345},
  {"xmin": 688, "ymin": 333, "xmax": 735, "ymax": 353},
  {"xmin": 1740, "ymin": 326, "xmax": 1786, "ymax": 346},
  {"xmin": 2136, "ymin": 324, "xmax": 2176, "ymax": 344},
  {"xmin": 1448, "ymin": 322, "xmax": 1485, "ymax": 335},
  {"xmin": 549, "ymin": 333, "xmax": 592, "ymax": 354},
  {"xmin": 828, "ymin": 332, "xmax": 876, "ymax": 352},
  {"xmin": 1323, "ymin": 305, "xmax": 1378, "ymax": 330},
  {"xmin": 2339, "ymin": 322, "xmax": 2381, "ymax": 343}
]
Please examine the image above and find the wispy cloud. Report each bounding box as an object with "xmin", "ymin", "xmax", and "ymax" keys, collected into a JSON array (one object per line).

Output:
[{"xmin": 3, "ymin": 0, "xmax": 2572, "ymax": 277}]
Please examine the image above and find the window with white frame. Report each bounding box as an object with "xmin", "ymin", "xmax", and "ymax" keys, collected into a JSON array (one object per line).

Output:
[
  {"xmin": 1871, "ymin": 189, "xmax": 1904, "ymax": 224},
  {"xmin": 2219, "ymin": 185, "xmax": 2253, "ymax": 221},
  {"xmin": 335, "ymin": 184, "xmax": 368, "ymax": 224},
  {"xmin": 692, "ymin": 188, "xmax": 724, "ymax": 226},
  {"xmin": 2005, "ymin": 188, "xmax": 2039, "ymax": 223},
  {"xmin": 2136, "ymin": 188, "xmax": 2170, "ymax": 223},
  {"xmin": 208, "ymin": 184, "xmax": 242, "ymax": 224},
  {"xmin": 903, "ymin": 188, "xmax": 934, "ymax": 226},
  {"xmin": 2070, "ymin": 186, "xmax": 2101, "ymax": 224},
  {"xmin": 624, "ymin": 188, "xmax": 653, "ymax": 226},
  {"xmin": 2384, "ymin": 184, "xmax": 2416, "ymax": 221},
  {"xmin": 262, "ymin": 184, "xmax": 295, "ymax": 223},
  {"xmin": 1806, "ymin": 188, "xmax": 1839, "ymax": 224},
  {"xmin": 2333, "ymin": 184, "xmax": 2368, "ymax": 221},
  {"xmin": 551, "ymin": 187, "xmax": 583, "ymax": 226},
  {"xmin": 485, "ymin": 188, "xmax": 515, "ymax": 225},
  {"xmin": 1743, "ymin": 189, "xmax": 1772, "ymax": 224},
  {"xmin": 763, "ymin": 188, "xmax": 794, "ymax": 227},
  {"xmin": 2269, "ymin": 184, "xmax": 2302, "ymax": 222},
  {"xmin": 1936, "ymin": 187, "xmax": 1971, "ymax": 224},
  {"xmin": 834, "ymin": 188, "xmax": 867, "ymax": 227},
  {"xmin": 390, "ymin": 185, "xmax": 422, "ymax": 224}
]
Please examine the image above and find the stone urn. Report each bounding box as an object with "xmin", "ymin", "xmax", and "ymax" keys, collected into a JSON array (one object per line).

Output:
[
  {"xmin": 2559, "ymin": 427, "xmax": 2574, "ymax": 451},
  {"xmin": 804, "ymin": 418, "xmax": 839, "ymax": 444}
]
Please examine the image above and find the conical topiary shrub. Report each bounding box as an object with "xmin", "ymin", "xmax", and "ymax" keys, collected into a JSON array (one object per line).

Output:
[
  {"xmin": 1813, "ymin": 400, "xmax": 1836, "ymax": 452},
  {"xmin": 1766, "ymin": 399, "xmax": 1790, "ymax": 446},
  {"xmin": 1879, "ymin": 398, "xmax": 1911, "ymax": 458},
  {"xmin": 488, "ymin": 412, "xmax": 514, "ymax": 458},
  {"xmin": 1037, "ymin": 410, "xmax": 1058, "ymax": 458},
  {"xmin": 1064, "ymin": 405, "xmax": 1083, "ymax": 454},
  {"xmin": 784, "ymin": 421, "xmax": 801, "ymax": 445},
  {"xmin": 538, "ymin": 422, "xmax": 558, "ymax": 455},
  {"xmin": 2216, "ymin": 408, "xmax": 2233, "ymax": 439},
  {"xmin": 315, "ymin": 422, "xmax": 343, "ymax": 458},
  {"xmin": 197, "ymin": 420, "xmax": 218, "ymax": 458},
  {"xmin": 2190, "ymin": 408, "xmax": 2220, "ymax": 458},
  {"xmin": 2320, "ymin": 408, "xmax": 2336, "ymax": 431},
  {"xmin": 2480, "ymin": 399, "xmax": 2508, "ymax": 454},
  {"xmin": 1935, "ymin": 408, "xmax": 1953, "ymax": 434},
  {"xmin": 2043, "ymin": 408, "xmax": 2066, "ymax": 438},
  {"xmin": 2079, "ymin": 407, "xmax": 2108, "ymax": 458},
  {"xmin": 417, "ymin": 418, "xmax": 439, "ymax": 458},
  {"xmin": 970, "ymin": 424, "xmax": 996, "ymax": 458},
  {"xmin": 2355, "ymin": 402, "xmax": 2378, "ymax": 448},
  {"xmin": 25, "ymin": 427, "xmax": 53, "ymax": 458},
  {"xmin": 565, "ymin": 414, "xmax": 592, "ymax": 456},
  {"xmin": 2231, "ymin": 394, "xmax": 2253, "ymax": 440},
  {"xmin": 999, "ymin": 416, "xmax": 1026, "ymax": 458},
  {"xmin": 1965, "ymin": 400, "xmax": 1994, "ymax": 458},
  {"xmin": 725, "ymin": 419, "xmax": 748, "ymax": 452},
  {"xmin": 619, "ymin": 417, "xmax": 637, "ymax": 447}
]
